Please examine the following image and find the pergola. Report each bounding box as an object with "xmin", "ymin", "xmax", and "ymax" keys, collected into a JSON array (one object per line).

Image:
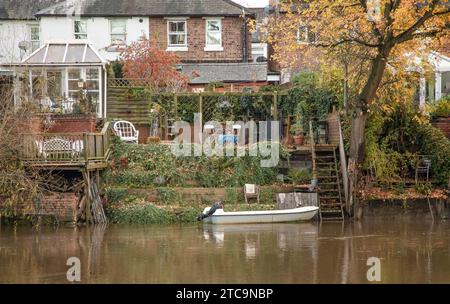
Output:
[{"xmin": 4, "ymin": 40, "xmax": 107, "ymax": 118}]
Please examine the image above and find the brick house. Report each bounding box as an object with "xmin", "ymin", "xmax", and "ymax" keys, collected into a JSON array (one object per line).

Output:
[{"xmin": 32, "ymin": 0, "xmax": 268, "ymax": 92}]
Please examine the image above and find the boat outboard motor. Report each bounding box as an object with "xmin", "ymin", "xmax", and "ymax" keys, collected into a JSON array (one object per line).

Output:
[{"xmin": 197, "ymin": 202, "xmax": 224, "ymax": 221}]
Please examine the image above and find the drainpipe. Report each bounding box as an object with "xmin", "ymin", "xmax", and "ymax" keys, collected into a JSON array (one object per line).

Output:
[{"xmin": 242, "ymin": 9, "xmax": 248, "ymax": 63}]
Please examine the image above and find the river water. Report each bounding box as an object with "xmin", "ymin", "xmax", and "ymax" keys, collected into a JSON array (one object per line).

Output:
[{"xmin": 1, "ymin": 216, "xmax": 450, "ymax": 284}]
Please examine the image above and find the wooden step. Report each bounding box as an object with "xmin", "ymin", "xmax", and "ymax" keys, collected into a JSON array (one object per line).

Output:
[
  {"xmin": 319, "ymin": 188, "xmax": 340, "ymax": 192},
  {"xmin": 321, "ymin": 198, "xmax": 341, "ymax": 202},
  {"xmin": 321, "ymin": 217, "xmax": 344, "ymax": 221},
  {"xmin": 321, "ymin": 209, "xmax": 342, "ymax": 214},
  {"xmin": 321, "ymin": 205, "xmax": 341, "ymax": 209},
  {"xmin": 317, "ymin": 176, "xmax": 339, "ymax": 180}
]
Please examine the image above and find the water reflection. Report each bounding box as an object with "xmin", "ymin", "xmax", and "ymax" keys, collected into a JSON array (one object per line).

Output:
[{"xmin": 1, "ymin": 217, "xmax": 450, "ymax": 283}]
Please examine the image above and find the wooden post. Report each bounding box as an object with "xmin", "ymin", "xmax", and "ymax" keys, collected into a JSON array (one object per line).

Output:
[
  {"xmin": 174, "ymin": 94, "xmax": 178, "ymax": 119},
  {"xmin": 309, "ymin": 120, "xmax": 317, "ymax": 180},
  {"xmin": 338, "ymin": 115, "xmax": 350, "ymax": 211},
  {"xmin": 199, "ymin": 94, "xmax": 203, "ymax": 117},
  {"xmin": 273, "ymin": 92, "xmax": 278, "ymax": 120},
  {"xmin": 83, "ymin": 169, "xmax": 92, "ymax": 224},
  {"xmin": 83, "ymin": 133, "xmax": 88, "ymax": 161}
]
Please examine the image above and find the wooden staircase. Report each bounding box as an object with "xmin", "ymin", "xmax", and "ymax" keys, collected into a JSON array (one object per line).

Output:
[{"xmin": 316, "ymin": 149, "xmax": 345, "ymax": 221}]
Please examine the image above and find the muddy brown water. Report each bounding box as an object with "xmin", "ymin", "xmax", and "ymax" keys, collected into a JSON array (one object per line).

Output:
[{"xmin": 1, "ymin": 216, "xmax": 450, "ymax": 283}]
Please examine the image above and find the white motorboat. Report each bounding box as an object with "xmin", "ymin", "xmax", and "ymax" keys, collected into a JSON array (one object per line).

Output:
[{"xmin": 199, "ymin": 206, "xmax": 319, "ymax": 224}]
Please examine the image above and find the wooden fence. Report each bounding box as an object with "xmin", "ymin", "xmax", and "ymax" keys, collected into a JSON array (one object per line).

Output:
[
  {"xmin": 21, "ymin": 122, "xmax": 112, "ymax": 165},
  {"xmin": 107, "ymin": 78, "xmax": 287, "ymax": 125}
]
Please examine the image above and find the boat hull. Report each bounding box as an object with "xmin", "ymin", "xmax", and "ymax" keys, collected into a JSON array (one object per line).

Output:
[{"xmin": 203, "ymin": 206, "xmax": 319, "ymax": 225}]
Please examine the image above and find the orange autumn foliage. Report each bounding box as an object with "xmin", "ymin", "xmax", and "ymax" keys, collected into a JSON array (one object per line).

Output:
[{"xmin": 121, "ymin": 37, "xmax": 189, "ymax": 92}]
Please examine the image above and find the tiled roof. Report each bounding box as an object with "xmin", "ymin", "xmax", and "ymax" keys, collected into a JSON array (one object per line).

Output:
[
  {"xmin": 0, "ymin": 0, "xmax": 64, "ymax": 20},
  {"xmin": 181, "ymin": 62, "xmax": 267, "ymax": 84},
  {"xmin": 36, "ymin": 0, "xmax": 248, "ymax": 17}
]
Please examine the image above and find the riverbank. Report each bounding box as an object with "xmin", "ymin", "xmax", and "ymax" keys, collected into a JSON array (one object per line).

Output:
[{"xmin": 103, "ymin": 186, "xmax": 449, "ymax": 225}]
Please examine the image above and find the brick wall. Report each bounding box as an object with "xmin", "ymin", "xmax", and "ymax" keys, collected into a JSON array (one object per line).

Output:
[
  {"xmin": 150, "ymin": 17, "xmax": 252, "ymax": 63},
  {"xmin": 22, "ymin": 115, "xmax": 98, "ymax": 133},
  {"xmin": 47, "ymin": 115, "xmax": 97, "ymax": 133},
  {"xmin": 38, "ymin": 193, "xmax": 78, "ymax": 221},
  {"xmin": 432, "ymin": 117, "xmax": 450, "ymax": 139},
  {"xmin": 0, "ymin": 193, "xmax": 78, "ymax": 222}
]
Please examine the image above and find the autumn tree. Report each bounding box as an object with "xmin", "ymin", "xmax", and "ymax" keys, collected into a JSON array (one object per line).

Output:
[
  {"xmin": 121, "ymin": 37, "xmax": 189, "ymax": 93},
  {"xmin": 266, "ymin": 0, "xmax": 450, "ymax": 216}
]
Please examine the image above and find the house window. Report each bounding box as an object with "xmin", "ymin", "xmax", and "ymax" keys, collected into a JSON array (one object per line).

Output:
[
  {"xmin": 297, "ymin": 26, "xmax": 316, "ymax": 44},
  {"xmin": 74, "ymin": 20, "xmax": 88, "ymax": 39},
  {"xmin": 167, "ymin": 20, "xmax": 187, "ymax": 50},
  {"xmin": 205, "ymin": 19, "xmax": 223, "ymax": 51},
  {"xmin": 110, "ymin": 19, "xmax": 127, "ymax": 45},
  {"xmin": 29, "ymin": 25, "xmax": 40, "ymax": 52},
  {"xmin": 67, "ymin": 68, "xmax": 100, "ymax": 110},
  {"xmin": 68, "ymin": 68, "xmax": 82, "ymax": 100}
]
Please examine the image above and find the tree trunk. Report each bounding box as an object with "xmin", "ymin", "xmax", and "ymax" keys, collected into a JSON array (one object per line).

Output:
[
  {"xmin": 343, "ymin": 62, "xmax": 349, "ymax": 115},
  {"xmin": 347, "ymin": 52, "xmax": 390, "ymax": 219}
]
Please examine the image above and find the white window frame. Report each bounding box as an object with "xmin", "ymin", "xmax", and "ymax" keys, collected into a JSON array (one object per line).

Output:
[
  {"xmin": 297, "ymin": 26, "xmax": 316, "ymax": 45},
  {"xmin": 74, "ymin": 20, "xmax": 88, "ymax": 40},
  {"xmin": 28, "ymin": 24, "xmax": 41, "ymax": 52},
  {"xmin": 66, "ymin": 67, "xmax": 101, "ymax": 115},
  {"xmin": 204, "ymin": 18, "xmax": 223, "ymax": 52},
  {"xmin": 110, "ymin": 19, "xmax": 127, "ymax": 46},
  {"xmin": 167, "ymin": 19, "xmax": 188, "ymax": 52}
]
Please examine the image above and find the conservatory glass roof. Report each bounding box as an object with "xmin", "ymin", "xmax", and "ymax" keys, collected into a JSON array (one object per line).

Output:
[{"xmin": 20, "ymin": 41, "xmax": 105, "ymax": 66}]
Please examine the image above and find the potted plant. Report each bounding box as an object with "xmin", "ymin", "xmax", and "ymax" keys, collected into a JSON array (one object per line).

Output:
[{"xmin": 291, "ymin": 115, "xmax": 305, "ymax": 146}]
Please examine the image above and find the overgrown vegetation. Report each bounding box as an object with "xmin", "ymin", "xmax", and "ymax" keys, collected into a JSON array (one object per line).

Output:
[
  {"xmin": 430, "ymin": 97, "xmax": 450, "ymax": 120},
  {"xmin": 107, "ymin": 138, "xmax": 288, "ymax": 188},
  {"xmin": 0, "ymin": 88, "xmax": 48, "ymax": 218},
  {"xmin": 364, "ymin": 102, "xmax": 450, "ymax": 186},
  {"xmin": 279, "ymin": 71, "xmax": 338, "ymax": 133}
]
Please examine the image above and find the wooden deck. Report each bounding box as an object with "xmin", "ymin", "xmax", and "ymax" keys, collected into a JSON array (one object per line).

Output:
[{"xmin": 21, "ymin": 122, "xmax": 112, "ymax": 170}]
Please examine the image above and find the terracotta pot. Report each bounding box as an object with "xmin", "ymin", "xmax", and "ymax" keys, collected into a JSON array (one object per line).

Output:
[
  {"xmin": 293, "ymin": 135, "xmax": 305, "ymax": 146},
  {"xmin": 120, "ymin": 157, "xmax": 128, "ymax": 169}
]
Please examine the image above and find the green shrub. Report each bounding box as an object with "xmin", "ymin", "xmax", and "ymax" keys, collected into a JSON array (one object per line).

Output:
[
  {"xmin": 157, "ymin": 187, "xmax": 177, "ymax": 204},
  {"xmin": 287, "ymin": 168, "xmax": 312, "ymax": 185},
  {"xmin": 431, "ymin": 97, "xmax": 450, "ymax": 119},
  {"xmin": 105, "ymin": 188, "xmax": 128, "ymax": 203},
  {"xmin": 260, "ymin": 188, "xmax": 275, "ymax": 204},
  {"xmin": 106, "ymin": 141, "xmax": 285, "ymax": 188},
  {"xmin": 224, "ymin": 188, "xmax": 238, "ymax": 204},
  {"xmin": 414, "ymin": 183, "xmax": 432, "ymax": 196},
  {"xmin": 416, "ymin": 123, "xmax": 450, "ymax": 186},
  {"xmin": 364, "ymin": 102, "xmax": 450, "ymax": 186},
  {"xmin": 106, "ymin": 202, "xmax": 174, "ymax": 225}
]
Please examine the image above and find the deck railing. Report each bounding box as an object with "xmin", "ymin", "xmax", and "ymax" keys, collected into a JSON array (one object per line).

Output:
[{"xmin": 21, "ymin": 122, "xmax": 112, "ymax": 164}]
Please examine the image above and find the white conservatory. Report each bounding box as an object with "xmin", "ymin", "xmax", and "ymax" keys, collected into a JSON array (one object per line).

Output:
[{"xmin": 4, "ymin": 41, "xmax": 107, "ymax": 118}]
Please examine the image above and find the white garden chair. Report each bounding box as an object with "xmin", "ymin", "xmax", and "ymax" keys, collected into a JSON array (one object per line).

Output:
[{"xmin": 113, "ymin": 120, "xmax": 139, "ymax": 144}]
